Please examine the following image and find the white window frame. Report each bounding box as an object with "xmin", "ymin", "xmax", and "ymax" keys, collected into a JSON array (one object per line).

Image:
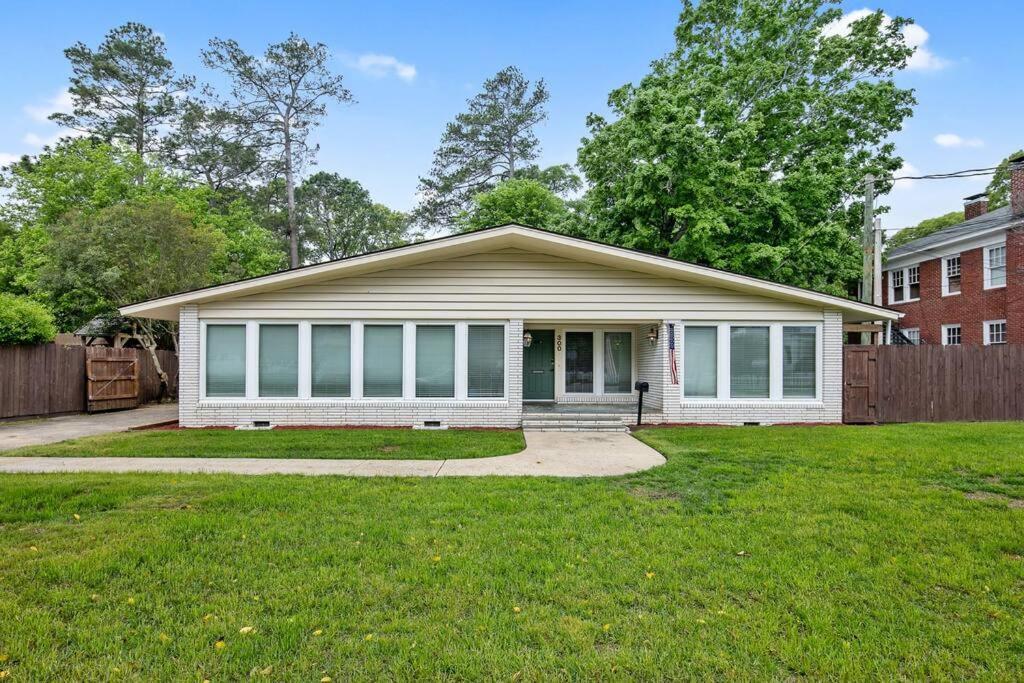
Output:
[
  {"xmin": 941, "ymin": 324, "xmax": 962, "ymax": 346},
  {"xmin": 902, "ymin": 328, "xmax": 920, "ymax": 345},
  {"xmin": 888, "ymin": 265, "xmax": 920, "ymax": 304},
  {"xmin": 678, "ymin": 321, "xmax": 823, "ymax": 405},
  {"xmin": 199, "ymin": 319, "xmax": 508, "ymax": 403},
  {"xmin": 941, "ymin": 255, "xmax": 962, "ymax": 297},
  {"xmin": 983, "ymin": 243, "xmax": 1007, "ymax": 290},
  {"xmin": 554, "ymin": 327, "xmax": 637, "ymax": 398},
  {"xmin": 983, "ymin": 320, "xmax": 1007, "ymax": 346}
]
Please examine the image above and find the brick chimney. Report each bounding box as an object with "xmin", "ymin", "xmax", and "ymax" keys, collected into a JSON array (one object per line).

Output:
[
  {"xmin": 963, "ymin": 192, "xmax": 988, "ymax": 220},
  {"xmin": 1012, "ymin": 153, "xmax": 1024, "ymax": 218}
]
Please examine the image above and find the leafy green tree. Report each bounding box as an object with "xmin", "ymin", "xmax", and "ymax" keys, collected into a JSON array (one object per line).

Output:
[
  {"xmin": 514, "ymin": 163, "xmax": 583, "ymax": 196},
  {"xmin": 985, "ymin": 149, "xmax": 1024, "ymax": 210},
  {"xmin": 51, "ymin": 23, "xmax": 194, "ymax": 164},
  {"xmin": 0, "ymin": 293, "xmax": 56, "ymax": 346},
  {"xmin": 297, "ymin": 172, "xmax": 411, "ymax": 262},
  {"xmin": 40, "ymin": 198, "xmax": 223, "ymax": 394},
  {"xmin": 458, "ymin": 179, "xmax": 569, "ymax": 232},
  {"xmin": 577, "ymin": 0, "xmax": 916, "ymax": 295},
  {"xmin": 203, "ymin": 34, "xmax": 354, "ymax": 268},
  {"xmin": 417, "ymin": 66, "xmax": 549, "ymax": 227},
  {"xmin": 885, "ymin": 211, "xmax": 962, "ymax": 253}
]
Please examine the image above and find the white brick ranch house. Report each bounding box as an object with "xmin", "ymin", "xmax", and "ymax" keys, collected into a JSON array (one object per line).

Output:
[{"xmin": 121, "ymin": 224, "xmax": 897, "ymax": 429}]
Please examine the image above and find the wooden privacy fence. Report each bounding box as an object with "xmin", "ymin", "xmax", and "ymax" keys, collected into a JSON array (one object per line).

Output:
[
  {"xmin": 844, "ymin": 344, "xmax": 1024, "ymax": 423},
  {"xmin": 0, "ymin": 343, "xmax": 177, "ymax": 420}
]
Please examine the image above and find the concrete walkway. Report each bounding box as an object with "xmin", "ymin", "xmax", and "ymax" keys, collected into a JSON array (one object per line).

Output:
[
  {"xmin": 0, "ymin": 431, "xmax": 665, "ymax": 478},
  {"xmin": 0, "ymin": 403, "xmax": 178, "ymax": 452}
]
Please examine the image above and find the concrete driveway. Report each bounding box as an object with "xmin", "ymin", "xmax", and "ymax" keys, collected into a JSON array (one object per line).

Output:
[
  {"xmin": 0, "ymin": 403, "xmax": 178, "ymax": 452},
  {"xmin": 0, "ymin": 430, "xmax": 665, "ymax": 478}
]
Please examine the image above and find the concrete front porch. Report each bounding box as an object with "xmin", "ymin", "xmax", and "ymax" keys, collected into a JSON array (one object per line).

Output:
[{"xmin": 522, "ymin": 402, "xmax": 663, "ymax": 431}]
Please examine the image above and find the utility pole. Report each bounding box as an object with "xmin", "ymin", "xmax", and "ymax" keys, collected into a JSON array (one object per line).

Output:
[
  {"xmin": 873, "ymin": 216, "xmax": 884, "ymax": 344},
  {"xmin": 861, "ymin": 173, "xmax": 875, "ymax": 344}
]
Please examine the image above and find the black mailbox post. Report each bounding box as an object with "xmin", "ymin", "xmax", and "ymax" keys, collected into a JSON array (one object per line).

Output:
[{"xmin": 634, "ymin": 380, "xmax": 650, "ymax": 426}]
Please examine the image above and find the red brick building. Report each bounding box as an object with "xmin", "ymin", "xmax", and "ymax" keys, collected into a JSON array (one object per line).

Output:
[{"xmin": 882, "ymin": 155, "xmax": 1024, "ymax": 345}]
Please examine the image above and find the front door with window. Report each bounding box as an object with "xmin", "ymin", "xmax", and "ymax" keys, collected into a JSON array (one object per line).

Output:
[{"xmin": 523, "ymin": 329, "xmax": 554, "ymax": 400}]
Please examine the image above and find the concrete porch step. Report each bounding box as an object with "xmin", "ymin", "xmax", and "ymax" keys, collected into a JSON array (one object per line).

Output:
[{"xmin": 522, "ymin": 416, "xmax": 630, "ymax": 432}]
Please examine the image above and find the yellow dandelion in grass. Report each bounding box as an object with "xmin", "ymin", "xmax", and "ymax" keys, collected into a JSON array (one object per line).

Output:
[
  {"xmin": 73, "ymin": 514, "xmax": 81, "ymax": 521},
  {"xmin": 90, "ymin": 593, "xmax": 100, "ymax": 602},
  {"xmin": 126, "ymin": 597, "xmax": 136, "ymax": 605},
  {"xmin": 1, "ymin": 672, "xmax": 11, "ymax": 679},
  {"xmin": 364, "ymin": 633, "xmax": 375, "ymax": 641},
  {"xmin": 312, "ymin": 629, "xmax": 323, "ymax": 636},
  {"xmin": 203, "ymin": 613, "xmax": 216, "ymax": 622},
  {"xmin": 259, "ymin": 664, "xmax": 273, "ymax": 675},
  {"xmin": 513, "ymin": 606, "xmax": 521, "ymax": 613},
  {"xmin": 696, "ymin": 618, "xmax": 706, "ymax": 625},
  {"xmin": 159, "ymin": 632, "xmax": 172, "ymax": 643},
  {"xmin": 645, "ymin": 571, "xmax": 655, "ymax": 579},
  {"xmin": 239, "ymin": 626, "xmax": 255, "ymax": 634},
  {"xmin": 321, "ymin": 677, "xmax": 332, "ymax": 682},
  {"xmin": 29, "ymin": 546, "xmax": 38, "ymax": 552},
  {"xmin": 214, "ymin": 639, "xmax": 226, "ymax": 650},
  {"xmin": 602, "ymin": 623, "xmax": 611, "ymax": 632},
  {"xmin": 432, "ymin": 555, "xmax": 441, "ymax": 562}
]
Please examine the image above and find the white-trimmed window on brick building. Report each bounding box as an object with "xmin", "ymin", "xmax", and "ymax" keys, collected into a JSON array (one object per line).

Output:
[
  {"xmin": 902, "ymin": 328, "xmax": 920, "ymax": 345},
  {"xmin": 200, "ymin": 320, "xmax": 508, "ymax": 401},
  {"xmin": 888, "ymin": 265, "xmax": 919, "ymax": 303},
  {"xmin": 984, "ymin": 320, "xmax": 1007, "ymax": 345},
  {"xmin": 942, "ymin": 324, "xmax": 962, "ymax": 346},
  {"xmin": 984, "ymin": 245, "xmax": 1007, "ymax": 289},
  {"xmin": 942, "ymin": 255, "xmax": 961, "ymax": 295},
  {"xmin": 680, "ymin": 322, "xmax": 821, "ymax": 402}
]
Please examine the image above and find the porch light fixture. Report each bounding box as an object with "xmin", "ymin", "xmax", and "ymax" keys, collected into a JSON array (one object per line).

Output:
[
  {"xmin": 522, "ymin": 330, "xmax": 533, "ymax": 347},
  {"xmin": 647, "ymin": 326, "xmax": 659, "ymax": 346}
]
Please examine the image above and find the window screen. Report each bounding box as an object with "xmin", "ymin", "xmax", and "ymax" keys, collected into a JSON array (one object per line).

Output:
[
  {"xmin": 259, "ymin": 325, "xmax": 298, "ymax": 397},
  {"xmin": 565, "ymin": 332, "xmax": 594, "ymax": 393},
  {"xmin": 730, "ymin": 326, "xmax": 769, "ymax": 398},
  {"xmin": 415, "ymin": 325, "xmax": 455, "ymax": 398},
  {"xmin": 603, "ymin": 332, "xmax": 632, "ymax": 393},
  {"xmin": 683, "ymin": 326, "xmax": 717, "ymax": 398},
  {"xmin": 988, "ymin": 246, "xmax": 1006, "ymax": 287},
  {"xmin": 206, "ymin": 325, "xmax": 246, "ymax": 397},
  {"xmin": 468, "ymin": 325, "xmax": 504, "ymax": 398},
  {"xmin": 311, "ymin": 325, "xmax": 350, "ymax": 397},
  {"xmin": 363, "ymin": 325, "xmax": 403, "ymax": 397},
  {"xmin": 783, "ymin": 326, "xmax": 816, "ymax": 398}
]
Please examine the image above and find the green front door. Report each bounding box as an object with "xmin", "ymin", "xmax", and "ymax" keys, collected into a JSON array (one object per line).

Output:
[{"xmin": 523, "ymin": 329, "xmax": 555, "ymax": 400}]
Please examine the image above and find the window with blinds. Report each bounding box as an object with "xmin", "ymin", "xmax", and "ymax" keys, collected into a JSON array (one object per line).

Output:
[
  {"xmin": 729, "ymin": 326, "xmax": 769, "ymax": 398},
  {"xmin": 683, "ymin": 326, "xmax": 717, "ymax": 398},
  {"xmin": 363, "ymin": 325, "xmax": 404, "ymax": 397},
  {"xmin": 603, "ymin": 332, "xmax": 632, "ymax": 393},
  {"xmin": 565, "ymin": 332, "xmax": 594, "ymax": 393},
  {"xmin": 782, "ymin": 326, "xmax": 816, "ymax": 398},
  {"xmin": 467, "ymin": 325, "xmax": 504, "ymax": 398},
  {"xmin": 416, "ymin": 325, "xmax": 455, "ymax": 398},
  {"xmin": 206, "ymin": 324, "xmax": 246, "ymax": 397},
  {"xmin": 311, "ymin": 325, "xmax": 350, "ymax": 397},
  {"xmin": 259, "ymin": 325, "xmax": 298, "ymax": 397}
]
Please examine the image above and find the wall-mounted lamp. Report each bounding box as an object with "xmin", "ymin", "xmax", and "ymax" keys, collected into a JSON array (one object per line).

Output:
[
  {"xmin": 647, "ymin": 326, "xmax": 659, "ymax": 347},
  {"xmin": 522, "ymin": 330, "xmax": 533, "ymax": 348}
]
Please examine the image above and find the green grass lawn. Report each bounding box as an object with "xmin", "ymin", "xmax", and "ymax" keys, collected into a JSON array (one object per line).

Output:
[
  {"xmin": 1, "ymin": 423, "xmax": 1023, "ymax": 679},
  {"xmin": 3, "ymin": 427, "xmax": 525, "ymax": 460}
]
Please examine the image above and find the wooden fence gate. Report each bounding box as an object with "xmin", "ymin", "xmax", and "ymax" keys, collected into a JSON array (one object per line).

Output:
[
  {"xmin": 85, "ymin": 346, "xmax": 139, "ymax": 412},
  {"xmin": 843, "ymin": 344, "xmax": 1024, "ymax": 423}
]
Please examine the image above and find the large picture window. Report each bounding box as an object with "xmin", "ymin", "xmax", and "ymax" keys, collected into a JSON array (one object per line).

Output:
[
  {"xmin": 468, "ymin": 325, "xmax": 505, "ymax": 398},
  {"xmin": 416, "ymin": 325, "xmax": 455, "ymax": 398},
  {"xmin": 311, "ymin": 325, "xmax": 350, "ymax": 397},
  {"xmin": 730, "ymin": 326, "xmax": 770, "ymax": 398},
  {"xmin": 565, "ymin": 332, "xmax": 594, "ymax": 393},
  {"xmin": 782, "ymin": 326, "xmax": 816, "ymax": 398},
  {"xmin": 683, "ymin": 326, "xmax": 717, "ymax": 398},
  {"xmin": 363, "ymin": 325, "xmax": 403, "ymax": 397},
  {"xmin": 603, "ymin": 332, "xmax": 632, "ymax": 393},
  {"xmin": 205, "ymin": 324, "xmax": 246, "ymax": 397},
  {"xmin": 259, "ymin": 324, "xmax": 298, "ymax": 397}
]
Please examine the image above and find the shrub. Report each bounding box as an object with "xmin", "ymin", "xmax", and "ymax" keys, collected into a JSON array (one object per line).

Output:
[{"xmin": 0, "ymin": 293, "xmax": 57, "ymax": 345}]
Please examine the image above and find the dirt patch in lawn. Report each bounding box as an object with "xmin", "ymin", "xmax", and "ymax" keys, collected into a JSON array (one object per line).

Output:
[{"xmin": 964, "ymin": 490, "xmax": 1024, "ymax": 509}]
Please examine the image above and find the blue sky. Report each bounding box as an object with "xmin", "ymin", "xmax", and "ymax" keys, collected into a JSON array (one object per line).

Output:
[{"xmin": 0, "ymin": 0, "xmax": 1020, "ymax": 232}]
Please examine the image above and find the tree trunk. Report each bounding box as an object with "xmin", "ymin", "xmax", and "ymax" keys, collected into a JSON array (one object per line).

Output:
[
  {"xmin": 133, "ymin": 322, "xmax": 170, "ymax": 401},
  {"xmin": 284, "ymin": 124, "xmax": 299, "ymax": 268}
]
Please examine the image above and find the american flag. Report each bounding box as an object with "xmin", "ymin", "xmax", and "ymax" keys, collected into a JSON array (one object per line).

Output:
[{"xmin": 668, "ymin": 323, "xmax": 679, "ymax": 384}]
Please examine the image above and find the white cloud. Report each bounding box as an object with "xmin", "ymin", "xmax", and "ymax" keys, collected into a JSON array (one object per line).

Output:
[
  {"xmin": 22, "ymin": 128, "xmax": 85, "ymax": 150},
  {"xmin": 23, "ymin": 89, "xmax": 75, "ymax": 123},
  {"xmin": 0, "ymin": 152, "xmax": 20, "ymax": 166},
  {"xmin": 351, "ymin": 53, "xmax": 417, "ymax": 82},
  {"xmin": 893, "ymin": 161, "xmax": 919, "ymax": 191},
  {"xmin": 822, "ymin": 9, "xmax": 949, "ymax": 72},
  {"xmin": 934, "ymin": 133, "xmax": 984, "ymax": 148}
]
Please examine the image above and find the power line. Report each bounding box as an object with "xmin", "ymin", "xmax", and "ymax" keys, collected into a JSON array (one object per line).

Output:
[{"xmin": 876, "ymin": 165, "xmax": 998, "ymax": 183}]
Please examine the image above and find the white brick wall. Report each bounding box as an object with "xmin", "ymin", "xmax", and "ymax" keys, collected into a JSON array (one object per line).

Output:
[
  {"xmin": 178, "ymin": 313, "xmax": 524, "ymax": 428},
  {"xmin": 660, "ymin": 310, "xmax": 843, "ymax": 424}
]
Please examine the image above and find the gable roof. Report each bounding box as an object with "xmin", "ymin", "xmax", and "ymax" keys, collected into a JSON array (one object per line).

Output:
[
  {"xmin": 887, "ymin": 205, "xmax": 1019, "ymax": 261},
  {"xmin": 120, "ymin": 224, "xmax": 898, "ymax": 322}
]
